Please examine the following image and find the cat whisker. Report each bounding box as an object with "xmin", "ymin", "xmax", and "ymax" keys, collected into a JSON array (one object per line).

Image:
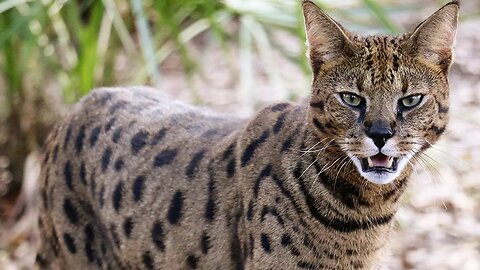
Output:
[
  {"xmin": 309, "ymin": 154, "xmax": 346, "ymax": 193},
  {"xmin": 333, "ymin": 156, "xmax": 352, "ymax": 185},
  {"xmin": 299, "ymin": 138, "xmax": 334, "ymax": 157},
  {"xmin": 411, "ymin": 153, "xmax": 449, "ymax": 210}
]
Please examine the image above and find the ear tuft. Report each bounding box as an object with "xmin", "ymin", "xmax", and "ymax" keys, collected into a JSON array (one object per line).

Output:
[
  {"xmin": 302, "ymin": 1, "xmax": 356, "ymax": 74},
  {"xmin": 407, "ymin": 2, "xmax": 459, "ymax": 72}
]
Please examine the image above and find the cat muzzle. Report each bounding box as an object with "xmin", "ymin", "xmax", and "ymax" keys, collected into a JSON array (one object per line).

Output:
[{"xmin": 360, "ymin": 153, "xmax": 399, "ymax": 173}]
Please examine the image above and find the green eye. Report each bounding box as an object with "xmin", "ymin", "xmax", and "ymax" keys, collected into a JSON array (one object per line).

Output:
[
  {"xmin": 400, "ymin": 95, "xmax": 423, "ymax": 108},
  {"xmin": 341, "ymin": 93, "xmax": 363, "ymax": 107}
]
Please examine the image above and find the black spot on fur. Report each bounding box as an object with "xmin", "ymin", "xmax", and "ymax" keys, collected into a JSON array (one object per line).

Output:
[
  {"xmin": 151, "ymin": 128, "xmax": 167, "ymax": 146},
  {"xmin": 346, "ymin": 249, "xmax": 358, "ymax": 256},
  {"xmin": 281, "ymin": 233, "xmax": 292, "ymax": 246},
  {"xmin": 202, "ymin": 129, "xmax": 220, "ymax": 138},
  {"xmin": 154, "ymin": 149, "xmax": 178, "ymax": 167},
  {"xmin": 310, "ymin": 101, "xmax": 324, "ymax": 111},
  {"xmin": 303, "ymin": 235, "xmax": 321, "ymax": 258},
  {"xmin": 75, "ymin": 125, "xmax": 86, "ymax": 153},
  {"xmin": 429, "ymin": 125, "xmax": 446, "ymax": 136},
  {"xmin": 226, "ymin": 159, "xmax": 235, "ymax": 178},
  {"xmin": 35, "ymin": 254, "xmax": 48, "ymax": 267},
  {"xmin": 63, "ymin": 233, "xmax": 77, "ymax": 254},
  {"xmin": 186, "ymin": 149, "xmax": 207, "ymax": 178},
  {"xmin": 273, "ymin": 112, "xmax": 287, "ymax": 134},
  {"xmin": 186, "ymin": 254, "xmax": 199, "ymax": 269},
  {"xmin": 271, "ymin": 103, "xmax": 289, "ymax": 112},
  {"xmin": 230, "ymin": 206, "xmax": 243, "ymax": 270},
  {"xmin": 151, "ymin": 221, "xmax": 165, "ymax": 251},
  {"xmin": 112, "ymin": 182, "xmax": 124, "ymax": 212},
  {"xmin": 84, "ymin": 224, "xmax": 96, "ymax": 262},
  {"xmin": 123, "ymin": 218, "xmax": 134, "ymax": 238},
  {"xmin": 52, "ymin": 145, "xmax": 59, "ymax": 162},
  {"xmin": 312, "ymin": 118, "xmax": 326, "ymax": 132},
  {"xmin": 101, "ymin": 147, "xmax": 112, "ymax": 172},
  {"xmin": 89, "ymin": 125, "xmax": 102, "ymax": 147},
  {"xmin": 42, "ymin": 150, "xmax": 50, "ymax": 165},
  {"xmin": 393, "ymin": 54, "xmax": 400, "ymax": 72},
  {"xmin": 114, "ymin": 158, "xmax": 124, "ymax": 171},
  {"xmin": 99, "ymin": 92, "xmax": 113, "ymax": 105},
  {"xmin": 297, "ymin": 261, "xmax": 318, "ymax": 269},
  {"xmin": 132, "ymin": 175, "xmax": 146, "ymax": 202},
  {"xmin": 104, "ymin": 118, "xmax": 116, "ymax": 132},
  {"xmin": 248, "ymin": 234, "xmax": 254, "ymax": 258},
  {"xmin": 247, "ymin": 200, "xmax": 254, "ymax": 221},
  {"xmin": 200, "ymin": 232, "xmax": 210, "ymax": 254},
  {"xmin": 281, "ymin": 136, "xmax": 294, "ymax": 152},
  {"xmin": 241, "ymin": 130, "xmax": 270, "ymax": 167},
  {"xmin": 324, "ymin": 249, "xmax": 339, "ymax": 260},
  {"xmin": 79, "ymin": 162, "xmax": 87, "ymax": 185},
  {"xmin": 254, "ymin": 164, "xmax": 272, "ymax": 198},
  {"xmin": 41, "ymin": 190, "xmax": 48, "ymax": 210},
  {"xmin": 109, "ymin": 100, "xmax": 128, "ymax": 114},
  {"xmin": 167, "ymin": 191, "xmax": 184, "ymax": 224},
  {"xmin": 260, "ymin": 233, "xmax": 272, "ymax": 253},
  {"xmin": 90, "ymin": 173, "xmax": 97, "ymax": 196},
  {"xmin": 64, "ymin": 161, "xmax": 73, "ymax": 190},
  {"xmin": 437, "ymin": 102, "xmax": 449, "ymax": 113},
  {"xmin": 352, "ymin": 260, "xmax": 364, "ymax": 269},
  {"xmin": 63, "ymin": 124, "xmax": 72, "ymax": 150},
  {"xmin": 222, "ymin": 143, "xmax": 236, "ymax": 160},
  {"xmin": 50, "ymin": 229, "xmax": 60, "ymax": 257},
  {"xmin": 63, "ymin": 198, "xmax": 79, "ymax": 225},
  {"xmin": 142, "ymin": 251, "xmax": 154, "ymax": 270},
  {"xmin": 112, "ymin": 128, "xmax": 123, "ymax": 143},
  {"xmin": 205, "ymin": 169, "xmax": 216, "ymax": 222},
  {"xmin": 291, "ymin": 247, "xmax": 300, "ymax": 256},
  {"xmin": 131, "ymin": 131, "xmax": 149, "ymax": 155}
]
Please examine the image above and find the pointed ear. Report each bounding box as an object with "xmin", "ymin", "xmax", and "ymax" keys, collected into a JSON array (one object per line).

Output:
[
  {"xmin": 302, "ymin": 1, "xmax": 357, "ymax": 74},
  {"xmin": 406, "ymin": 1, "xmax": 459, "ymax": 73}
]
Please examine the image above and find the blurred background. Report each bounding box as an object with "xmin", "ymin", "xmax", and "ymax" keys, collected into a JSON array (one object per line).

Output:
[{"xmin": 0, "ymin": 0, "xmax": 479, "ymax": 269}]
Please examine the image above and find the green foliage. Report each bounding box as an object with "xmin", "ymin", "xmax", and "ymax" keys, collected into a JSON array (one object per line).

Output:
[{"xmin": 0, "ymin": 0, "xmax": 477, "ymax": 110}]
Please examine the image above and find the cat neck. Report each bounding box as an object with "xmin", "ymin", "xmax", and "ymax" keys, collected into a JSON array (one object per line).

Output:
[{"xmin": 291, "ymin": 123, "xmax": 411, "ymax": 225}]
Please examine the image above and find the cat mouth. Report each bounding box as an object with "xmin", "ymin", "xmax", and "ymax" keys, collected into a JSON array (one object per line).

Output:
[{"xmin": 360, "ymin": 154, "xmax": 399, "ymax": 173}]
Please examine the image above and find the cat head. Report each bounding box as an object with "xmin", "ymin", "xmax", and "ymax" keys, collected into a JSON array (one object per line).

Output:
[{"xmin": 303, "ymin": 1, "xmax": 459, "ymax": 184}]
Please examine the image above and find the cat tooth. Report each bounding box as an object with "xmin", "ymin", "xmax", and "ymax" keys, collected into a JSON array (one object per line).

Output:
[
  {"xmin": 367, "ymin": 157, "xmax": 373, "ymax": 168},
  {"xmin": 386, "ymin": 157, "xmax": 394, "ymax": 168}
]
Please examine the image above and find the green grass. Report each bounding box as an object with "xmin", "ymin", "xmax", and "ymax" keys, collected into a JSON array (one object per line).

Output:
[{"xmin": 0, "ymin": 0, "xmax": 411, "ymax": 106}]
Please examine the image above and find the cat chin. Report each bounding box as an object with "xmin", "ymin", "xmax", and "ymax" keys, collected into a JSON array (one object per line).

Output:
[{"xmin": 350, "ymin": 156, "xmax": 410, "ymax": 185}]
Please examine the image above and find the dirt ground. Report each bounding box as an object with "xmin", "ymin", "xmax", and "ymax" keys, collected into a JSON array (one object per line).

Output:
[{"xmin": 1, "ymin": 1, "xmax": 479, "ymax": 269}]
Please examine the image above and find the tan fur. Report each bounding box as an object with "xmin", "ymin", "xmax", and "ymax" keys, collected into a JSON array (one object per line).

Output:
[{"xmin": 36, "ymin": 2, "xmax": 458, "ymax": 269}]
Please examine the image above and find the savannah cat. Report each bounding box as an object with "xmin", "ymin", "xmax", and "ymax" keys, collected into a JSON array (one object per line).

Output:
[{"xmin": 36, "ymin": 1, "xmax": 459, "ymax": 269}]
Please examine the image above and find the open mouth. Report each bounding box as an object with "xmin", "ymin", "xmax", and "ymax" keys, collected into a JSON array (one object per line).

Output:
[{"xmin": 360, "ymin": 153, "xmax": 399, "ymax": 173}]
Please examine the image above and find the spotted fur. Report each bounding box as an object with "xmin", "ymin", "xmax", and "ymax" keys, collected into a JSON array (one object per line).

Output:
[{"xmin": 36, "ymin": 1, "xmax": 458, "ymax": 269}]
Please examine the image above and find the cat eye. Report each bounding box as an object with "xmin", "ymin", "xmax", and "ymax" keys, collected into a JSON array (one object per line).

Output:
[
  {"xmin": 340, "ymin": 93, "xmax": 363, "ymax": 107},
  {"xmin": 400, "ymin": 95, "xmax": 424, "ymax": 109}
]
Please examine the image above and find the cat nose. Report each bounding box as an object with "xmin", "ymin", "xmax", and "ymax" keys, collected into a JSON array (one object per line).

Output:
[{"xmin": 365, "ymin": 121, "xmax": 394, "ymax": 149}]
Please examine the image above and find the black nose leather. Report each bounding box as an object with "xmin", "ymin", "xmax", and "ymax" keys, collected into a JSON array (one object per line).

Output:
[{"xmin": 365, "ymin": 122, "xmax": 394, "ymax": 149}]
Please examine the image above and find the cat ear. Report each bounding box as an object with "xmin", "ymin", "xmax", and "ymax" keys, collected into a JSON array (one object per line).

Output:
[
  {"xmin": 302, "ymin": 1, "xmax": 357, "ymax": 74},
  {"xmin": 406, "ymin": 1, "xmax": 459, "ymax": 72}
]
